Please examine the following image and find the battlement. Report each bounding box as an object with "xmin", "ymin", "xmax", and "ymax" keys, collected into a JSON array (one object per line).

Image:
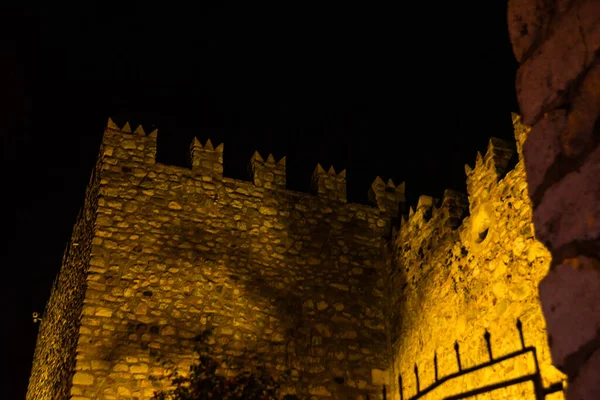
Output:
[
  {"xmin": 102, "ymin": 116, "xmax": 525, "ymax": 237},
  {"xmin": 104, "ymin": 118, "xmax": 157, "ymax": 165},
  {"xmin": 392, "ymin": 113, "xmax": 530, "ymax": 278},
  {"xmin": 249, "ymin": 151, "xmax": 286, "ymax": 190},
  {"xmin": 101, "ymin": 118, "xmax": 395, "ymax": 216},
  {"xmin": 465, "ymin": 137, "xmax": 515, "ymax": 181},
  {"xmin": 368, "ymin": 177, "xmax": 406, "ymax": 217},
  {"xmin": 397, "ymin": 190, "xmax": 467, "ymax": 241},
  {"xmin": 464, "ymin": 137, "xmax": 516, "ymax": 208},
  {"xmin": 395, "ymin": 115, "xmax": 527, "ymax": 248},
  {"xmin": 50, "ymin": 117, "xmax": 397, "ymax": 399},
  {"xmin": 190, "ymin": 137, "xmax": 224, "ymax": 181},
  {"xmin": 387, "ymin": 114, "xmax": 559, "ymax": 400},
  {"xmin": 311, "ymin": 164, "xmax": 347, "ymax": 203},
  {"xmin": 30, "ymin": 113, "xmax": 553, "ymax": 400}
]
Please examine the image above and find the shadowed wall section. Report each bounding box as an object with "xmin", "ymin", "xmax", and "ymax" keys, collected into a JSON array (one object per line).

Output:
[{"xmin": 26, "ymin": 149, "xmax": 102, "ymax": 400}]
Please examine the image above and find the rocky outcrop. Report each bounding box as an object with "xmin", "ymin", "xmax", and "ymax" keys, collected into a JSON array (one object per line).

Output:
[{"xmin": 508, "ymin": 0, "xmax": 600, "ymax": 397}]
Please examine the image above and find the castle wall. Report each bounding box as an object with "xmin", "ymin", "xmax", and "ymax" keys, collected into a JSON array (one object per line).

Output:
[
  {"xmin": 66, "ymin": 121, "xmax": 400, "ymax": 400},
  {"xmin": 387, "ymin": 117, "xmax": 567, "ymax": 399},
  {"xmin": 26, "ymin": 153, "xmax": 102, "ymax": 400},
  {"xmin": 28, "ymin": 114, "xmax": 572, "ymax": 400}
]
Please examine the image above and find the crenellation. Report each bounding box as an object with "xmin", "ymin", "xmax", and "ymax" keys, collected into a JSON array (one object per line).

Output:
[
  {"xmin": 438, "ymin": 189, "xmax": 468, "ymax": 228},
  {"xmin": 29, "ymin": 113, "xmax": 569, "ymax": 400},
  {"xmin": 399, "ymin": 194, "xmax": 438, "ymax": 239},
  {"xmin": 103, "ymin": 118, "xmax": 157, "ymax": 165},
  {"xmin": 466, "ymin": 137, "xmax": 516, "ymax": 212},
  {"xmin": 249, "ymin": 151, "xmax": 286, "ymax": 190},
  {"xmin": 133, "ymin": 124, "xmax": 145, "ymax": 136},
  {"xmin": 368, "ymin": 177, "xmax": 406, "ymax": 218},
  {"xmin": 483, "ymin": 137, "xmax": 515, "ymax": 175},
  {"xmin": 311, "ymin": 163, "xmax": 347, "ymax": 203},
  {"xmin": 388, "ymin": 115, "xmax": 565, "ymax": 399},
  {"xmin": 416, "ymin": 194, "xmax": 436, "ymax": 212},
  {"xmin": 189, "ymin": 137, "xmax": 224, "ymax": 181},
  {"xmin": 27, "ymin": 119, "xmax": 399, "ymax": 399}
]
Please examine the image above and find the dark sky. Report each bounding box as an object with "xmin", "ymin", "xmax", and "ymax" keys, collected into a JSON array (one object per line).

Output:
[{"xmin": 1, "ymin": 2, "xmax": 518, "ymax": 397}]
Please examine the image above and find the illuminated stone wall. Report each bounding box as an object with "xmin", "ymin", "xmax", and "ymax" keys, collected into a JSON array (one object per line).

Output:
[
  {"xmin": 29, "ymin": 114, "xmax": 578, "ymax": 400},
  {"xmin": 56, "ymin": 120, "xmax": 402, "ymax": 400},
  {"xmin": 26, "ymin": 153, "xmax": 102, "ymax": 400},
  {"xmin": 508, "ymin": 0, "xmax": 600, "ymax": 397},
  {"xmin": 387, "ymin": 116, "xmax": 567, "ymax": 399}
]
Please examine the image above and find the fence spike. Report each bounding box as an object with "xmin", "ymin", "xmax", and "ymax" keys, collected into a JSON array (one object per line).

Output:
[
  {"xmin": 398, "ymin": 374, "xmax": 403, "ymax": 400},
  {"xmin": 516, "ymin": 318, "xmax": 525, "ymax": 349},
  {"xmin": 484, "ymin": 329, "xmax": 493, "ymax": 361},
  {"xmin": 414, "ymin": 364, "xmax": 420, "ymax": 394},
  {"xmin": 454, "ymin": 341, "xmax": 462, "ymax": 372},
  {"xmin": 403, "ymin": 322, "xmax": 561, "ymax": 400}
]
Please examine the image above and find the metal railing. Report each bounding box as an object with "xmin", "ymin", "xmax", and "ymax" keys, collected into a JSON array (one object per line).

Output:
[{"xmin": 382, "ymin": 319, "xmax": 564, "ymax": 400}]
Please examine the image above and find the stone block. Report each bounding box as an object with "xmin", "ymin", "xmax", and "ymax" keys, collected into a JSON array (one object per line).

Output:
[
  {"xmin": 371, "ymin": 368, "xmax": 389, "ymax": 386},
  {"xmin": 532, "ymin": 144, "xmax": 600, "ymax": 250},
  {"xmin": 72, "ymin": 372, "xmax": 95, "ymax": 385},
  {"xmin": 539, "ymin": 256, "xmax": 600, "ymax": 375}
]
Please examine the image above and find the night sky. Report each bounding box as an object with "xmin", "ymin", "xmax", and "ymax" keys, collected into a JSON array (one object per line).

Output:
[{"xmin": 1, "ymin": 3, "xmax": 518, "ymax": 398}]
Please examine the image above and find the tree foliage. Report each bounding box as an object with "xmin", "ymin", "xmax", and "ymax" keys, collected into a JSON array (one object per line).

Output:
[{"xmin": 152, "ymin": 329, "xmax": 297, "ymax": 400}]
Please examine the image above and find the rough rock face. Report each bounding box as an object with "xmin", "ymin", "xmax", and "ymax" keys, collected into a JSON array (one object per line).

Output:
[
  {"xmin": 27, "ymin": 120, "xmax": 406, "ymax": 400},
  {"xmin": 508, "ymin": 0, "xmax": 600, "ymax": 398},
  {"xmin": 26, "ymin": 153, "xmax": 102, "ymax": 400},
  {"xmin": 387, "ymin": 116, "xmax": 566, "ymax": 399}
]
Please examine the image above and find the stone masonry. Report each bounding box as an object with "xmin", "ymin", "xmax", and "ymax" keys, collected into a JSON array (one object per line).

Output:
[
  {"xmin": 27, "ymin": 154, "xmax": 102, "ymax": 400},
  {"xmin": 508, "ymin": 0, "xmax": 600, "ymax": 398},
  {"xmin": 27, "ymin": 113, "xmax": 575, "ymax": 399},
  {"xmin": 387, "ymin": 115, "xmax": 566, "ymax": 399},
  {"xmin": 27, "ymin": 119, "xmax": 404, "ymax": 400}
]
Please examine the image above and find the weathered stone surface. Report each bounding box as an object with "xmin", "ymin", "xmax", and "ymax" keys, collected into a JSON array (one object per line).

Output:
[
  {"xmin": 72, "ymin": 372, "xmax": 95, "ymax": 386},
  {"xmin": 565, "ymin": 347, "xmax": 600, "ymax": 399},
  {"xmin": 250, "ymin": 151, "xmax": 286, "ymax": 190},
  {"xmin": 507, "ymin": 0, "xmax": 554, "ymax": 62},
  {"xmin": 523, "ymin": 110, "xmax": 567, "ymax": 201},
  {"xmin": 559, "ymin": 59, "xmax": 600, "ymax": 158},
  {"xmin": 388, "ymin": 120, "xmax": 565, "ymax": 398},
  {"xmin": 539, "ymin": 256, "xmax": 600, "ymax": 375},
  {"xmin": 515, "ymin": 0, "xmax": 600, "ymax": 125},
  {"xmin": 27, "ymin": 121, "xmax": 393, "ymax": 400},
  {"xmin": 28, "ymin": 116, "xmax": 574, "ymax": 400},
  {"xmin": 510, "ymin": 0, "xmax": 600, "ymax": 397},
  {"xmin": 532, "ymin": 144, "xmax": 600, "ymax": 251},
  {"xmin": 25, "ymin": 148, "xmax": 101, "ymax": 400}
]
